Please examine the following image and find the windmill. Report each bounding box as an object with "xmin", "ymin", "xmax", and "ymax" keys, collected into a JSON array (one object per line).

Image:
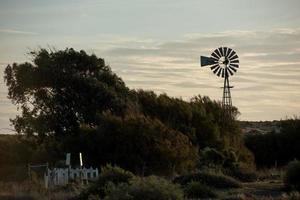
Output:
[{"xmin": 200, "ymin": 47, "xmax": 239, "ymax": 120}]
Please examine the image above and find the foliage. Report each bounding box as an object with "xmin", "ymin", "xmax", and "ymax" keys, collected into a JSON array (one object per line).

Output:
[
  {"xmin": 137, "ymin": 92, "xmax": 223, "ymax": 148},
  {"xmin": 245, "ymin": 118, "xmax": 300, "ymax": 168},
  {"xmin": 64, "ymin": 113, "xmax": 198, "ymax": 175},
  {"xmin": 284, "ymin": 160, "xmax": 300, "ymax": 191},
  {"xmin": 174, "ymin": 171, "xmax": 242, "ymax": 189},
  {"xmin": 136, "ymin": 91, "xmax": 254, "ymax": 166},
  {"xmin": 199, "ymin": 147, "xmax": 225, "ymax": 167},
  {"xmin": 199, "ymin": 147, "xmax": 254, "ymax": 175},
  {"xmin": 104, "ymin": 176, "xmax": 184, "ymax": 200},
  {"xmin": 4, "ymin": 48, "xmax": 131, "ymax": 138},
  {"xmin": 75, "ymin": 164, "xmax": 135, "ymax": 200},
  {"xmin": 184, "ymin": 181, "xmax": 218, "ymax": 198},
  {"xmin": 91, "ymin": 113, "xmax": 198, "ymax": 175},
  {"xmin": 99, "ymin": 164, "xmax": 135, "ymax": 183}
]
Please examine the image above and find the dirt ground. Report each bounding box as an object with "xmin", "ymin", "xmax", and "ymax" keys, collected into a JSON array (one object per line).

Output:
[
  {"xmin": 218, "ymin": 179, "xmax": 290, "ymax": 200},
  {"xmin": 0, "ymin": 179, "xmax": 296, "ymax": 200}
]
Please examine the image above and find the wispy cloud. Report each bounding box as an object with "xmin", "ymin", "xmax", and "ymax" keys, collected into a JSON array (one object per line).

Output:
[
  {"xmin": 94, "ymin": 28, "xmax": 300, "ymax": 120},
  {"xmin": 0, "ymin": 28, "xmax": 38, "ymax": 35},
  {"xmin": 1, "ymin": 28, "xmax": 299, "ymax": 122}
]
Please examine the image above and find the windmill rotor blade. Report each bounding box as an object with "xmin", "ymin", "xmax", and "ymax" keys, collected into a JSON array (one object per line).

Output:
[
  {"xmin": 217, "ymin": 68, "xmax": 222, "ymax": 76},
  {"xmin": 221, "ymin": 68, "xmax": 225, "ymax": 77},
  {"xmin": 218, "ymin": 47, "xmax": 224, "ymax": 56},
  {"xmin": 230, "ymin": 59, "xmax": 239, "ymax": 64},
  {"xmin": 226, "ymin": 48, "xmax": 232, "ymax": 57},
  {"xmin": 222, "ymin": 47, "xmax": 226, "ymax": 56},
  {"xmin": 210, "ymin": 64, "xmax": 219, "ymax": 70},
  {"xmin": 224, "ymin": 47, "xmax": 228, "ymax": 57},
  {"xmin": 230, "ymin": 64, "xmax": 239, "ymax": 68},
  {"xmin": 211, "ymin": 52, "xmax": 220, "ymax": 59},
  {"xmin": 227, "ymin": 67, "xmax": 234, "ymax": 75},
  {"xmin": 229, "ymin": 54, "xmax": 238, "ymax": 61},
  {"xmin": 228, "ymin": 65, "xmax": 237, "ymax": 72},
  {"xmin": 213, "ymin": 66, "xmax": 220, "ymax": 74},
  {"xmin": 228, "ymin": 50, "xmax": 235, "ymax": 59},
  {"xmin": 214, "ymin": 48, "xmax": 222, "ymax": 58},
  {"xmin": 228, "ymin": 53, "xmax": 236, "ymax": 60},
  {"xmin": 200, "ymin": 56, "xmax": 217, "ymax": 66},
  {"xmin": 211, "ymin": 56, "xmax": 219, "ymax": 62}
]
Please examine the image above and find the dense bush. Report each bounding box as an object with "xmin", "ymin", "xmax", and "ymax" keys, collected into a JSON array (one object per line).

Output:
[
  {"xmin": 174, "ymin": 171, "xmax": 241, "ymax": 189},
  {"xmin": 104, "ymin": 176, "xmax": 184, "ymax": 200},
  {"xmin": 184, "ymin": 181, "xmax": 217, "ymax": 198},
  {"xmin": 77, "ymin": 113, "xmax": 198, "ymax": 175},
  {"xmin": 96, "ymin": 164, "xmax": 135, "ymax": 186},
  {"xmin": 75, "ymin": 164, "xmax": 135, "ymax": 200},
  {"xmin": 137, "ymin": 92, "xmax": 252, "ymax": 163},
  {"xmin": 245, "ymin": 118, "xmax": 300, "ymax": 168},
  {"xmin": 284, "ymin": 160, "xmax": 300, "ymax": 191},
  {"xmin": 199, "ymin": 147, "xmax": 225, "ymax": 167}
]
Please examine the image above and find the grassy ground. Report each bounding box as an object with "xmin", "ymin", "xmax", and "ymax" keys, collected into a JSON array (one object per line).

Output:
[
  {"xmin": 0, "ymin": 177, "xmax": 298, "ymax": 200},
  {"xmin": 242, "ymin": 181, "xmax": 284, "ymax": 197},
  {"xmin": 219, "ymin": 180, "xmax": 285, "ymax": 200},
  {"xmin": 0, "ymin": 181, "xmax": 78, "ymax": 200}
]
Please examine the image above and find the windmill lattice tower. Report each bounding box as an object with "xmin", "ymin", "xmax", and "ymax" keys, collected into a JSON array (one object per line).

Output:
[{"xmin": 200, "ymin": 47, "xmax": 239, "ymax": 120}]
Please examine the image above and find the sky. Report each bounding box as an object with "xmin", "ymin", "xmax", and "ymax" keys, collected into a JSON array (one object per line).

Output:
[{"xmin": 0, "ymin": 0, "xmax": 300, "ymax": 133}]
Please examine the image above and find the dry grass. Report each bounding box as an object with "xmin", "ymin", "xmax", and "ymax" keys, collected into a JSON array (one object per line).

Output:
[
  {"xmin": 0, "ymin": 181, "xmax": 79, "ymax": 200},
  {"xmin": 218, "ymin": 179, "xmax": 300, "ymax": 200},
  {"xmin": 222, "ymin": 192, "xmax": 300, "ymax": 200},
  {"xmin": 257, "ymin": 168, "xmax": 285, "ymax": 181},
  {"xmin": 0, "ymin": 168, "xmax": 298, "ymax": 200}
]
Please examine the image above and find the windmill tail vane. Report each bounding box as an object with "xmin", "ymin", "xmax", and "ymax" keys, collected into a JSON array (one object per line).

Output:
[{"xmin": 200, "ymin": 47, "xmax": 240, "ymax": 121}]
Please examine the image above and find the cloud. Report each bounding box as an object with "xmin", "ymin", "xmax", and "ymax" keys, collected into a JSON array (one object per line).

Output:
[
  {"xmin": 94, "ymin": 28, "xmax": 300, "ymax": 120},
  {"xmin": 1, "ymin": 28, "xmax": 299, "ymax": 121},
  {"xmin": 0, "ymin": 28, "xmax": 38, "ymax": 35}
]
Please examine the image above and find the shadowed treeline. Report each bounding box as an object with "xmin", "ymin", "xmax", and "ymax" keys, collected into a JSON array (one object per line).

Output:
[
  {"xmin": 2, "ymin": 48, "xmax": 252, "ymax": 177},
  {"xmin": 245, "ymin": 118, "xmax": 300, "ymax": 168}
]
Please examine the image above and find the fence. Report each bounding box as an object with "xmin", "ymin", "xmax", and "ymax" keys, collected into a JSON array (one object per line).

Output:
[{"xmin": 44, "ymin": 167, "xmax": 99, "ymax": 188}]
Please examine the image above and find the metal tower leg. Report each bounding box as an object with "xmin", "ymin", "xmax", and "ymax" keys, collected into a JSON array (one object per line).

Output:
[{"xmin": 222, "ymin": 76, "xmax": 233, "ymax": 121}]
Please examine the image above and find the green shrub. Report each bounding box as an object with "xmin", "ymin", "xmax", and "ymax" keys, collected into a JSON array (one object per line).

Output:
[
  {"xmin": 98, "ymin": 164, "xmax": 135, "ymax": 184},
  {"xmin": 174, "ymin": 171, "xmax": 241, "ymax": 189},
  {"xmin": 104, "ymin": 176, "xmax": 184, "ymax": 200},
  {"xmin": 199, "ymin": 147, "xmax": 225, "ymax": 167},
  {"xmin": 284, "ymin": 160, "xmax": 300, "ymax": 191},
  {"xmin": 75, "ymin": 164, "xmax": 135, "ymax": 200},
  {"xmin": 184, "ymin": 181, "xmax": 217, "ymax": 198}
]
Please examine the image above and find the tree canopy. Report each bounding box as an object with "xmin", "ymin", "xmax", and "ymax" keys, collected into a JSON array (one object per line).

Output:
[{"xmin": 5, "ymin": 49, "xmax": 132, "ymax": 137}]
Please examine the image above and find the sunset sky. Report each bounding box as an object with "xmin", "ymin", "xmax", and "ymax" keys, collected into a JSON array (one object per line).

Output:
[{"xmin": 1, "ymin": 0, "xmax": 300, "ymax": 133}]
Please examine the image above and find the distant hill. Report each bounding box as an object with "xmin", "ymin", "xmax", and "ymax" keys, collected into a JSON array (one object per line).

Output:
[{"xmin": 239, "ymin": 120, "xmax": 280, "ymax": 135}]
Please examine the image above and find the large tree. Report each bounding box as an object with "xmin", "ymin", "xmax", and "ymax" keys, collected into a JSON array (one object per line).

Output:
[{"xmin": 4, "ymin": 48, "xmax": 131, "ymax": 137}]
